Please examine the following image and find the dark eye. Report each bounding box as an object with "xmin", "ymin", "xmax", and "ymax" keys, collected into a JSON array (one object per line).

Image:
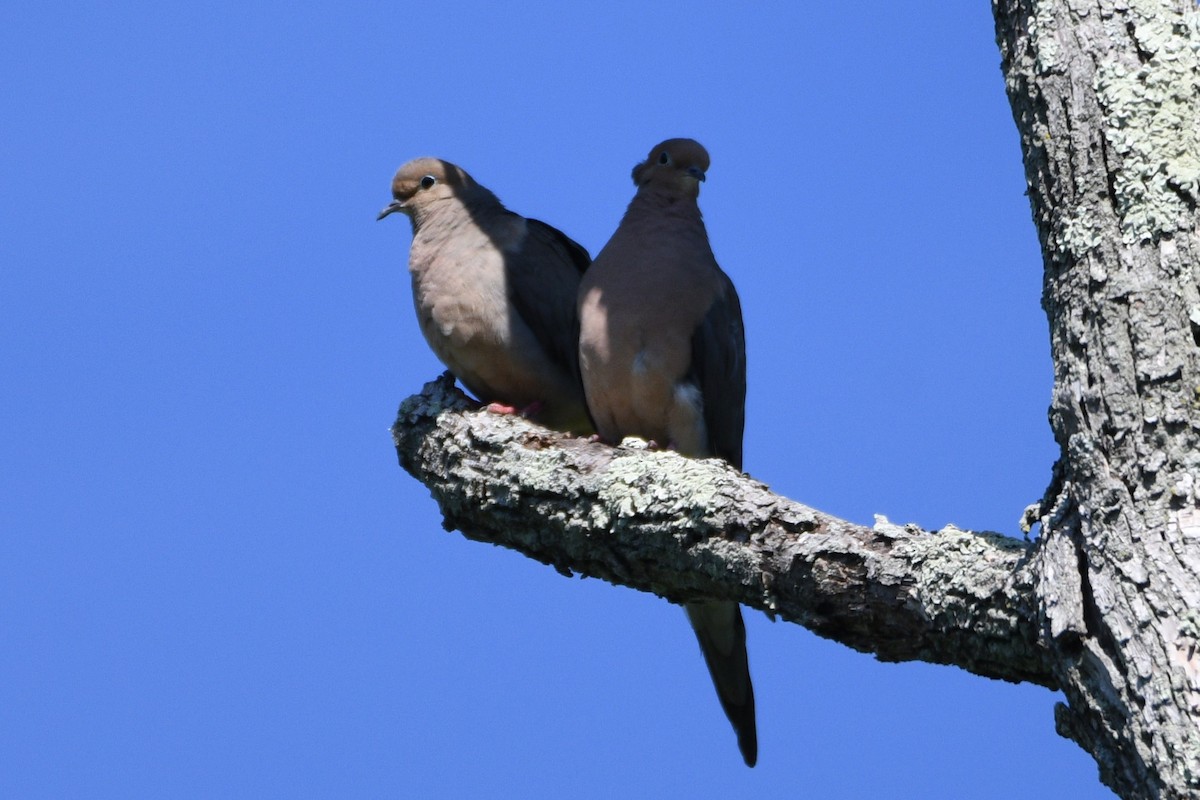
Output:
[
  {"xmin": 420, "ymin": 175, "xmax": 437, "ymax": 189},
  {"xmin": 658, "ymin": 151, "xmax": 671, "ymax": 166}
]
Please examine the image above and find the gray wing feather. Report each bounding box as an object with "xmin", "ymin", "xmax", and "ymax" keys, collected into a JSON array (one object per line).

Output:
[
  {"xmin": 685, "ymin": 272, "xmax": 756, "ymax": 765},
  {"xmin": 505, "ymin": 217, "xmax": 591, "ymax": 385},
  {"xmin": 689, "ymin": 270, "xmax": 746, "ymax": 469}
]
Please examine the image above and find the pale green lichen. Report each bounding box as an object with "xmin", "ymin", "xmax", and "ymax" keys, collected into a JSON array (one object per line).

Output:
[
  {"xmin": 1180, "ymin": 607, "xmax": 1200, "ymax": 640},
  {"xmin": 1027, "ymin": 0, "xmax": 1066, "ymax": 74},
  {"xmin": 1060, "ymin": 210, "xmax": 1107, "ymax": 259},
  {"xmin": 893, "ymin": 526, "xmax": 1011, "ymax": 614},
  {"xmin": 1095, "ymin": 1, "xmax": 1200, "ymax": 244},
  {"xmin": 512, "ymin": 446, "xmax": 575, "ymax": 493},
  {"xmin": 595, "ymin": 451, "xmax": 723, "ymax": 525}
]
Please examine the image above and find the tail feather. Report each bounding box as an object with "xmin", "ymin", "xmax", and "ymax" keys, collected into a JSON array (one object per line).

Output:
[{"xmin": 685, "ymin": 600, "xmax": 757, "ymax": 767}]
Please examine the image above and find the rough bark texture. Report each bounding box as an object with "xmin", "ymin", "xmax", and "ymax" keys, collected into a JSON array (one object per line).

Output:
[
  {"xmin": 391, "ymin": 2, "xmax": 1200, "ymax": 797},
  {"xmin": 993, "ymin": 0, "xmax": 1200, "ymax": 797},
  {"xmin": 394, "ymin": 374, "xmax": 1053, "ymax": 686}
]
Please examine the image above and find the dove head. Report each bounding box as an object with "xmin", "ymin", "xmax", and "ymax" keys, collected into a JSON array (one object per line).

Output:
[
  {"xmin": 631, "ymin": 138, "xmax": 710, "ymax": 199},
  {"xmin": 377, "ymin": 158, "xmax": 480, "ymax": 224}
]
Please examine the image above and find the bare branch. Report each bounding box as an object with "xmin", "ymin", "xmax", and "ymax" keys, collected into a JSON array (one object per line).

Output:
[{"xmin": 393, "ymin": 373, "xmax": 1057, "ymax": 689}]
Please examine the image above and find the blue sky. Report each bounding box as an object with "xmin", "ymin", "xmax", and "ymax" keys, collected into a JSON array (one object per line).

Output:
[{"xmin": 2, "ymin": 3, "xmax": 1114, "ymax": 797}]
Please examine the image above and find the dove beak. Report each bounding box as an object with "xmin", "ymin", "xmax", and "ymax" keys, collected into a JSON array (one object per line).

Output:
[
  {"xmin": 376, "ymin": 201, "xmax": 405, "ymax": 221},
  {"xmin": 687, "ymin": 166, "xmax": 706, "ymax": 182}
]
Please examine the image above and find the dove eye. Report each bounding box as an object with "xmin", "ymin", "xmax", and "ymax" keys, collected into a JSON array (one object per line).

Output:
[
  {"xmin": 420, "ymin": 175, "xmax": 437, "ymax": 189},
  {"xmin": 658, "ymin": 152, "xmax": 671, "ymax": 166}
]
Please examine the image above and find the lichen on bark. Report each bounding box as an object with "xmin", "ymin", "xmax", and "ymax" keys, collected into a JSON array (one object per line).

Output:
[
  {"xmin": 394, "ymin": 373, "xmax": 1055, "ymax": 687},
  {"xmin": 391, "ymin": 2, "xmax": 1200, "ymax": 796}
]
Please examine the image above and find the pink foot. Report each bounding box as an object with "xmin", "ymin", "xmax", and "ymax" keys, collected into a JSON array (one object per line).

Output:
[
  {"xmin": 486, "ymin": 402, "xmax": 520, "ymax": 415},
  {"xmin": 485, "ymin": 400, "xmax": 545, "ymax": 419}
]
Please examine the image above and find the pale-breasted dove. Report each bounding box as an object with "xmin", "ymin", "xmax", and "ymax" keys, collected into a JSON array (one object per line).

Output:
[
  {"xmin": 577, "ymin": 138, "xmax": 756, "ymax": 766},
  {"xmin": 379, "ymin": 158, "xmax": 592, "ymax": 434}
]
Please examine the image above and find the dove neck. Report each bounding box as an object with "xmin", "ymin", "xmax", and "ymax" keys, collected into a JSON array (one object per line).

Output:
[
  {"xmin": 625, "ymin": 189, "xmax": 705, "ymax": 233},
  {"xmin": 410, "ymin": 186, "xmax": 499, "ymax": 230}
]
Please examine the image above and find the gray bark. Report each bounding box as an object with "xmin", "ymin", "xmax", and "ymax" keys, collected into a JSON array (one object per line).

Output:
[
  {"xmin": 993, "ymin": 0, "xmax": 1200, "ymax": 797},
  {"xmin": 395, "ymin": 374, "xmax": 1051, "ymax": 685},
  {"xmin": 392, "ymin": 1, "xmax": 1200, "ymax": 797}
]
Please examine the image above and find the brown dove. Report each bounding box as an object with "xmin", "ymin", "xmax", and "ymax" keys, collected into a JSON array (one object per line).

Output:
[
  {"xmin": 577, "ymin": 139, "xmax": 756, "ymax": 766},
  {"xmin": 378, "ymin": 157, "xmax": 592, "ymax": 434}
]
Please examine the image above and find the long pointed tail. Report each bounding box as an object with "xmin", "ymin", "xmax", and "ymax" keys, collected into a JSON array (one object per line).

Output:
[{"xmin": 685, "ymin": 600, "xmax": 757, "ymax": 767}]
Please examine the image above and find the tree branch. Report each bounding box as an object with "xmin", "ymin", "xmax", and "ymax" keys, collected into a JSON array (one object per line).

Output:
[{"xmin": 393, "ymin": 373, "xmax": 1058, "ymax": 689}]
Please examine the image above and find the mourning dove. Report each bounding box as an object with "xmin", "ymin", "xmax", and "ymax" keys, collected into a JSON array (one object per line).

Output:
[
  {"xmin": 577, "ymin": 139, "xmax": 756, "ymax": 766},
  {"xmin": 379, "ymin": 158, "xmax": 593, "ymax": 434}
]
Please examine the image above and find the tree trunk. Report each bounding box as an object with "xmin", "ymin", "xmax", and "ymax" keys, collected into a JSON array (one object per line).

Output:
[
  {"xmin": 391, "ymin": 2, "xmax": 1200, "ymax": 797},
  {"xmin": 992, "ymin": 0, "xmax": 1200, "ymax": 796}
]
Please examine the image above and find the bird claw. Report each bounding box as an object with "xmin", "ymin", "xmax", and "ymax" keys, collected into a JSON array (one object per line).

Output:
[
  {"xmin": 485, "ymin": 400, "xmax": 545, "ymax": 419},
  {"xmin": 485, "ymin": 402, "xmax": 520, "ymax": 415}
]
